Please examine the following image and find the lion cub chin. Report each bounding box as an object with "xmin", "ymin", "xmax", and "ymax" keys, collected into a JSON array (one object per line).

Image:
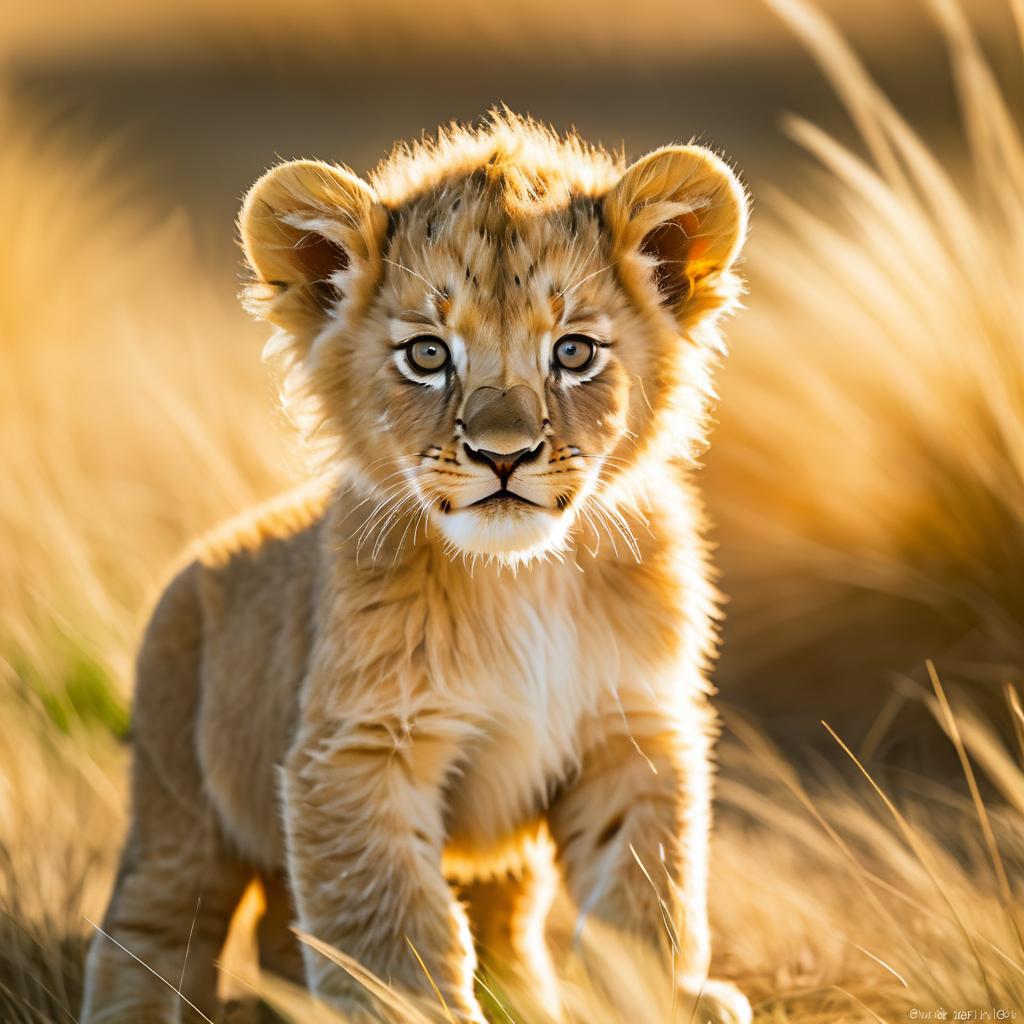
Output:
[{"xmin": 82, "ymin": 112, "xmax": 751, "ymax": 1024}]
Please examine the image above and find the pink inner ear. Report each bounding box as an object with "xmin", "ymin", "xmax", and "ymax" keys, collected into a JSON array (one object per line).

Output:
[
  {"xmin": 293, "ymin": 231, "xmax": 349, "ymax": 304},
  {"xmin": 640, "ymin": 210, "xmax": 706, "ymax": 306}
]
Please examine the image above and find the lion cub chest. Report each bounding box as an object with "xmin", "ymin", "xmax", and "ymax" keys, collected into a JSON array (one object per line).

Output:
[{"xmin": 435, "ymin": 569, "xmax": 609, "ymax": 854}]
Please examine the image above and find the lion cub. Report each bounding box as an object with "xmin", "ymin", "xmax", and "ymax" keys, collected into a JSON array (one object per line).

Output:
[{"xmin": 82, "ymin": 113, "xmax": 750, "ymax": 1023}]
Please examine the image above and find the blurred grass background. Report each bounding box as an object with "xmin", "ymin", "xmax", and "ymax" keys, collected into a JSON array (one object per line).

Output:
[
  {"xmin": 1, "ymin": 0, "xmax": 1023, "ymax": 1020},
  {"xmin": 5, "ymin": 0, "xmax": 1018, "ymax": 269},
  {"xmin": 4, "ymin": 0, "xmax": 1021, "ymax": 761}
]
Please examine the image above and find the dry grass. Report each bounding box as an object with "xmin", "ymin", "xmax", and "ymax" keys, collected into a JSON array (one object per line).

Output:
[
  {"xmin": 5, "ymin": 679, "xmax": 1022, "ymax": 1023},
  {"xmin": 0, "ymin": 94, "xmax": 292, "ymax": 1023},
  {"xmin": 710, "ymin": 0, "xmax": 1024, "ymax": 761},
  {"xmin": 0, "ymin": 96, "xmax": 297, "ymax": 701},
  {"xmin": 1, "ymin": 0, "xmax": 1023, "ymax": 1020},
  {"xmin": 245, "ymin": 686, "xmax": 1024, "ymax": 1023}
]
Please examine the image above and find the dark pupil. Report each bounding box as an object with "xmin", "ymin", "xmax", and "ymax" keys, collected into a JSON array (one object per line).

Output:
[
  {"xmin": 423, "ymin": 344, "xmax": 438, "ymax": 358},
  {"xmin": 563, "ymin": 343, "xmax": 578, "ymax": 358}
]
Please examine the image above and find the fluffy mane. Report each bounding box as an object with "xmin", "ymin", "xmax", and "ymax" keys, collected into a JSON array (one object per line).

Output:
[{"xmin": 366, "ymin": 109, "xmax": 624, "ymax": 211}]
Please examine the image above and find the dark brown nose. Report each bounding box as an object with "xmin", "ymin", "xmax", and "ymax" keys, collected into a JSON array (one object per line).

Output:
[
  {"xmin": 464, "ymin": 442, "xmax": 543, "ymax": 486},
  {"xmin": 462, "ymin": 384, "xmax": 543, "ymax": 455}
]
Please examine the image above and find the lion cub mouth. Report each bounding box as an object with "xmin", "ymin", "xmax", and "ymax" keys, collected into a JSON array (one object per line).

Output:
[{"xmin": 469, "ymin": 490, "xmax": 542, "ymax": 510}]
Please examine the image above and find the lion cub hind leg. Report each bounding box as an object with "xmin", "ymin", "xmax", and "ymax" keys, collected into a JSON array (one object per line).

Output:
[
  {"xmin": 82, "ymin": 565, "xmax": 252, "ymax": 1023},
  {"xmin": 81, "ymin": 747, "xmax": 252, "ymax": 1023}
]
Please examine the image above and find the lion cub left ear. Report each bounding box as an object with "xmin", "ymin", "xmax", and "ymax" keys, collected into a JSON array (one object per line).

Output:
[
  {"xmin": 239, "ymin": 159, "xmax": 388, "ymax": 341},
  {"xmin": 604, "ymin": 145, "xmax": 748, "ymax": 319}
]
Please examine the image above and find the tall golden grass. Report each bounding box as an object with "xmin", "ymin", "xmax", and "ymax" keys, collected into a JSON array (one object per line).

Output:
[
  {"xmin": 0, "ymin": 98, "xmax": 296, "ymax": 703},
  {"xmin": 1, "ymin": 0, "xmax": 1022, "ymax": 1020},
  {"xmin": 710, "ymin": 0, "xmax": 1024, "ymax": 763},
  {"xmin": 0, "ymin": 96, "xmax": 292, "ymax": 1022},
  {"xmin": 251, "ymin": 684, "xmax": 1024, "ymax": 1021}
]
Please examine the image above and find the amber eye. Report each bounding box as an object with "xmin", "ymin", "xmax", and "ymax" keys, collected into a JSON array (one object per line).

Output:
[
  {"xmin": 406, "ymin": 336, "xmax": 451, "ymax": 374},
  {"xmin": 553, "ymin": 334, "xmax": 597, "ymax": 373}
]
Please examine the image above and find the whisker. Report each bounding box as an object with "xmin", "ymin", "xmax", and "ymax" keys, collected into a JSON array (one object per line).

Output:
[
  {"xmin": 588, "ymin": 500, "xmax": 620, "ymax": 559},
  {"xmin": 348, "ymin": 479, "xmax": 419, "ymax": 544},
  {"xmin": 370, "ymin": 496, "xmax": 420, "ymax": 561},
  {"xmin": 363, "ymin": 483, "xmax": 426, "ymax": 562},
  {"xmin": 595, "ymin": 495, "xmax": 643, "ymax": 561},
  {"xmin": 353, "ymin": 486, "xmax": 416, "ymax": 555},
  {"xmin": 383, "ymin": 257, "xmax": 445, "ymax": 300},
  {"xmin": 358, "ymin": 485, "xmax": 417, "ymax": 545},
  {"xmin": 557, "ymin": 260, "xmax": 616, "ymax": 300}
]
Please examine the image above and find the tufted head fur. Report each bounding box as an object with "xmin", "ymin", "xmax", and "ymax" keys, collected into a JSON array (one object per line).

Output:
[{"xmin": 240, "ymin": 111, "xmax": 748, "ymax": 564}]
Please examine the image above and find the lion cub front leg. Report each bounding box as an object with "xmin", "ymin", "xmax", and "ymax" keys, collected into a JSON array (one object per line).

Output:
[
  {"xmin": 283, "ymin": 712, "xmax": 482, "ymax": 1022},
  {"xmin": 549, "ymin": 701, "xmax": 751, "ymax": 1024}
]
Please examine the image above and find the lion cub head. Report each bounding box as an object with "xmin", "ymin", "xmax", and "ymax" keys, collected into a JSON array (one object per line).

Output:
[{"xmin": 240, "ymin": 113, "xmax": 747, "ymax": 564}]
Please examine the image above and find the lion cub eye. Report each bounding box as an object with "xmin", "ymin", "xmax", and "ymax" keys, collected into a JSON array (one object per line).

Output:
[
  {"xmin": 553, "ymin": 335, "xmax": 597, "ymax": 373},
  {"xmin": 406, "ymin": 336, "xmax": 451, "ymax": 374}
]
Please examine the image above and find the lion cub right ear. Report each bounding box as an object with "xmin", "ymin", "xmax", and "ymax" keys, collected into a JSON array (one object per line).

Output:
[
  {"xmin": 239, "ymin": 159, "xmax": 388, "ymax": 339},
  {"xmin": 603, "ymin": 146, "xmax": 748, "ymax": 325}
]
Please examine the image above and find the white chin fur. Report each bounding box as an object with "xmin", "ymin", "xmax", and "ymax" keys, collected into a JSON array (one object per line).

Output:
[{"xmin": 435, "ymin": 506, "xmax": 573, "ymax": 563}]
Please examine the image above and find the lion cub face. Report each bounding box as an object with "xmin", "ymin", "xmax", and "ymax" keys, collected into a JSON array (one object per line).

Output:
[
  {"xmin": 240, "ymin": 116, "xmax": 747, "ymax": 562},
  {"xmin": 370, "ymin": 182, "xmax": 636, "ymax": 559}
]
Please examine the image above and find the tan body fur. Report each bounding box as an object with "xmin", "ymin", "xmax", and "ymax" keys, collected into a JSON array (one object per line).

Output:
[{"xmin": 82, "ymin": 113, "xmax": 751, "ymax": 1023}]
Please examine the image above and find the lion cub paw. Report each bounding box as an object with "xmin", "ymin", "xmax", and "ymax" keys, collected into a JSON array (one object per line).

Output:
[{"xmin": 679, "ymin": 978, "xmax": 752, "ymax": 1024}]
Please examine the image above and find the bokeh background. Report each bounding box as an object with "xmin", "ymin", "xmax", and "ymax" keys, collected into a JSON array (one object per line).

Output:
[{"xmin": 2, "ymin": 0, "xmax": 1024, "ymax": 1021}]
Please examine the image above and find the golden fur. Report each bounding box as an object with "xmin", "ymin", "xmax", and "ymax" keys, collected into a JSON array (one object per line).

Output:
[{"xmin": 81, "ymin": 112, "xmax": 750, "ymax": 1023}]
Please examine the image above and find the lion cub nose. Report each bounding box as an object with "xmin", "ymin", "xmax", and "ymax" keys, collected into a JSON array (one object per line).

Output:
[
  {"xmin": 462, "ymin": 384, "xmax": 544, "ymax": 485},
  {"xmin": 463, "ymin": 384, "xmax": 543, "ymax": 452}
]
